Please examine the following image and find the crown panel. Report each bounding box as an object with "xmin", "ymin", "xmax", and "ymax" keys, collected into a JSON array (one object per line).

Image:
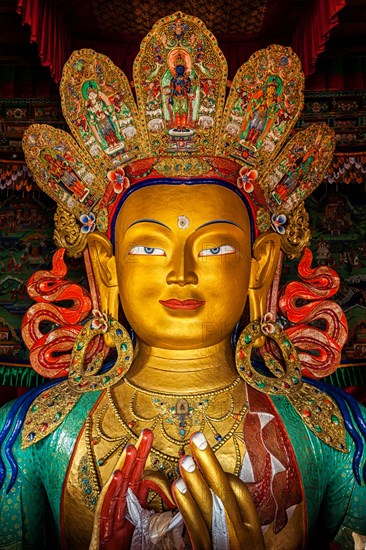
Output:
[
  {"xmin": 217, "ymin": 45, "xmax": 304, "ymax": 169},
  {"xmin": 262, "ymin": 123, "xmax": 335, "ymax": 214},
  {"xmin": 133, "ymin": 12, "xmax": 228, "ymax": 157},
  {"xmin": 60, "ymin": 49, "xmax": 147, "ymax": 171},
  {"xmin": 23, "ymin": 125, "xmax": 105, "ymax": 219}
]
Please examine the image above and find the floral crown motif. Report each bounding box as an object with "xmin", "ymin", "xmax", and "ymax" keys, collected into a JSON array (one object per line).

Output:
[{"xmin": 22, "ymin": 11, "xmax": 335, "ymax": 258}]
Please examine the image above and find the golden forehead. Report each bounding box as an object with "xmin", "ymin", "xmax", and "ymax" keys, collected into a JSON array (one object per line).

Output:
[{"xmin": 116, "ymin": 184, "xmax": 250, "ymax": 233}]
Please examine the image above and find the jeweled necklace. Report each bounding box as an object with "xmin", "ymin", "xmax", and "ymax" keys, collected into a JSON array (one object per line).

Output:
[{"xmin": 80, "ymin": 377, "xmax": 248, "ymax": 511}]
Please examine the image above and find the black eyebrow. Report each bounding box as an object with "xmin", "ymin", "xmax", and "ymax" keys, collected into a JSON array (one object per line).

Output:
[
  {"xmin": 127, "ymin": 218, "xmax": 172, "ymax": 231},
  {"xmin": 195, "ymin": 219, "xmax": 244, "ymax": 231}
]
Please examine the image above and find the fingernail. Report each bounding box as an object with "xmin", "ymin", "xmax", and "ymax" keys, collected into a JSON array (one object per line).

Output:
[
  {"xmin": 181, "ymin": 455, "xmax": 195, "ymax": 473},
  {"xmin": 192, "ymin": 432, "xmax": 207, "ymax": 450},
  {"xmin": 175, "ymin": 479, "xmax": 187, "ymax": 494}
]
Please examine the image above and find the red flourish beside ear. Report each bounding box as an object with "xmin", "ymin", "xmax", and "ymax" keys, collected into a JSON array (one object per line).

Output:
[
  {"xmin": 21, "ymin": 248, "xmax": 105, "ymax": 378},
  {"xmin": 279, "ymin": 248, "xmax": 348, "ymax": 378}
]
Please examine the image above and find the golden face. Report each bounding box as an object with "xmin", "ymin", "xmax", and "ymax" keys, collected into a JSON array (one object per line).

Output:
[{"xmin": 115, "ymin": 184, "xmax": 252, "ymax": 349}]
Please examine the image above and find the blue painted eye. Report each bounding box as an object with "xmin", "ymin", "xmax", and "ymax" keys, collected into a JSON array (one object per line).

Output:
[
  {"xmin": 128, "ymin": 246, "xmax": 166, "ymax": 256},
  {"xmin": 199, "ymin": 245, "xmax": 236, "ymax": 257}
]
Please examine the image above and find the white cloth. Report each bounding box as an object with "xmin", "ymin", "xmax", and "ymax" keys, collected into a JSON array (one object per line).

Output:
[
  {"xmin": 126, "ymin": 485, "xmax": 230, "ymax": 549},
  {"xmin": 211, "ymin": 489, "xmax": 230, "ymax": 550},
  {"xmin": 126, "ymin": 488, "xmax": 185, "ymax": 549}
]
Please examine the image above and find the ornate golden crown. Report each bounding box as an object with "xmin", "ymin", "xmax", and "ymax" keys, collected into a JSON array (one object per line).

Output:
[{"xmin": 22, "ymin": 12, "xmax": 335, "ymax": 258}]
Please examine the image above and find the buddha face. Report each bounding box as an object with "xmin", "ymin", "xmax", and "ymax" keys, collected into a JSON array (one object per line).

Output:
[{"xmin": 114, "ymin": 184, "xmax": 252, "ymax": 349}]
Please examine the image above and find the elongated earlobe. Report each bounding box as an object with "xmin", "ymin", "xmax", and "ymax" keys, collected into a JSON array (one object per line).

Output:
[
  {"xmin": 87, "ymin": 232, "xmax": 119, "ymax": 347},
  {"xmin": 248, "ymin": 232, "xmax": 281, "ymax": 347}
]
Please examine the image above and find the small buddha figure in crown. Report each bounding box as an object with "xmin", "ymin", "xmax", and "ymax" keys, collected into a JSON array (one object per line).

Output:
[
  {"xmin": 164, "ymin": 48, "xmax": 198, "ymax": 143},
  {"xmin": 83, "ymin": 80, "xmax": 126, "ymax": 155},
  {"xmin": 40, "ymin": 147, "xmax": 92, "ymax": 205},
  {"xmin": 0, "ymin": 12, "xmax": 365, "ymax": 550}
]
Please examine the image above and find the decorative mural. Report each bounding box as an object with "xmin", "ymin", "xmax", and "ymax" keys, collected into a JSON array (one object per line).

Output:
[
  {"xmin": 0, "ymin": 169, "xmax": 88, "ymax": 370},
  {"xmin": 282, "ymin": 181, "xmax": 366, "ymax": 366}
]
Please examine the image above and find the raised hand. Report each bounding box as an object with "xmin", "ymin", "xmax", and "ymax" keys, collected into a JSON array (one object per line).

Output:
[
  {"xmin": 172, "ymin": 432, "xmax": 265, "ymax": 550},
  {"xmin": 90, "ymin": 429, "xmax": 175, "ymax": 550}
]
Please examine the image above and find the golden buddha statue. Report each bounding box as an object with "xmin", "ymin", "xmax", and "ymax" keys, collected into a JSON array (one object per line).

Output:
[{"xmin": 0, "ymin": 12, "xmax": 365, "ymax": 550}]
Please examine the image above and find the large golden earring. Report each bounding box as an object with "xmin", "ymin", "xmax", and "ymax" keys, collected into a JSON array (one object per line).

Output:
[
  {"xmin": 235, "ymin": 313, "xmax": 347, "ymax": 451},
  {"xmin": 68, "ymin": 310, "xmax": 133, "ymax": 392},
  {"xmin": 235, "ymin": 313, "xmax": 302, "ymax": 395}
]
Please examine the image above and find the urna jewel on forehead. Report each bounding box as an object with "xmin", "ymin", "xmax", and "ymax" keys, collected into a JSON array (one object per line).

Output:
[{"xmin": 22, "ymin": 11, "xmax": 335, "ymax": 258}]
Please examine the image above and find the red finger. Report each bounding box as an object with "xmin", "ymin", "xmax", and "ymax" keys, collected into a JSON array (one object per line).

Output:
[
  {"xmin": 112, "ymin": 445, "xmax": 137, "ymax": 528},
  {"xmin": 100, "ymin": 471, "xmax": 124, "ymax": 543},
  {"xmin": 101, "ymin": 445, "xmax": 137, "ymax": 542},
  {"xmin": 129, "ymin": 429, "xmax": 154, "ymax": 497}
]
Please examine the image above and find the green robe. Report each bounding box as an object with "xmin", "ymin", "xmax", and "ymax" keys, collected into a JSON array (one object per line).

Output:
[{"xmin": 0, "ymin": 388, "xmax": 365, "ymax": 549}]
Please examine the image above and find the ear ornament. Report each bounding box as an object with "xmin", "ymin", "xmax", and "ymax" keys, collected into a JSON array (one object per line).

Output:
[
  {"xmin": 235, "ymin": 314, "xmax": 347, "ymax": 453},
  {"xmin": 21, "ymin": 310, "xmax": 132, "ymax": 449},
  {"xmin": 68, "ymin": 310, "xmax": 133, "ymax": 393}
]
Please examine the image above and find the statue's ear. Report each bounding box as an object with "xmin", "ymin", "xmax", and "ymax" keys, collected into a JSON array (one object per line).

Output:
[
  {"xmin": 87, "ymin": 232, "xmax": 119, "ymax": 347},
  {"xmin": 248, "ymin": 232, "xmax": 281, "ymax": 346}
]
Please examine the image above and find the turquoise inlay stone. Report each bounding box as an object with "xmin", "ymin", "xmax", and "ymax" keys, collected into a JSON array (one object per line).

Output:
[
  {"xmin": 73, "ymin": 376, "xmax": 81, "ymax": 383},
  {"xmin": 292, "ymin": 377, "xmax": 299, "ymax": 384},
  {"xmin": 86, "ymin": 487, "xmax": 92, "ymax": 495},
  {"xmin": 331, "ymin": 415, "xmax": 340, "ymax": 425},
  {"xmin": 102, "ymin": 376, "xmax": 110, "ymax": 384},
  {"xmin": 244, "ymin": 334, "xmax": 251, "ymax": 344},
  {"xmin": 76, "ymin": 342, "xmax": 83, "ymax": 351},
  {"xmin": 314, "ymin": 424, "xmax": 322, "ymax": 433},
  {"xmin": 97, "ymin": 459, "xmax": 104, "ymax": 466},
  {"xmin": 54, "ymin": 412, "xmax": 62, "ymax": 421},
  {"xmin": 121, "ymin": 342, "xmax": 128, "ymax": 351},
  {"xmin": 283, "ymin": 339, "xmax": 290, "ymax": 347},
  {"xmin": 256, "ymin": 381, "xmax": 265, "ymax": 388},
  {"xmin": 31, "ymin": 405, "xmax": 38, "ymax": 413},
  {"xmin": 179, "ymin": 429, "xmax": 185, "ymax": 436}
]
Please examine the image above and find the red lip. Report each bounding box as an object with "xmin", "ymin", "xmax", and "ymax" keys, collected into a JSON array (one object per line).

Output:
[{"xmin": 159, "ymin": 299, "xmax": 206, "ymax": 310}]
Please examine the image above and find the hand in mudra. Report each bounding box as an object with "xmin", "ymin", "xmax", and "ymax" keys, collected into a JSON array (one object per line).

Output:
[
  {"xmin": 90, "ymin": 429, "xmax": 175, "ymax": 550},
  {"xmin": 172, "ymin": 432, "xmax": 265, "ymax": 550},
  {"xmin": 90, "ymin": 429, "xmax": 264, "ymax": 550}
]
